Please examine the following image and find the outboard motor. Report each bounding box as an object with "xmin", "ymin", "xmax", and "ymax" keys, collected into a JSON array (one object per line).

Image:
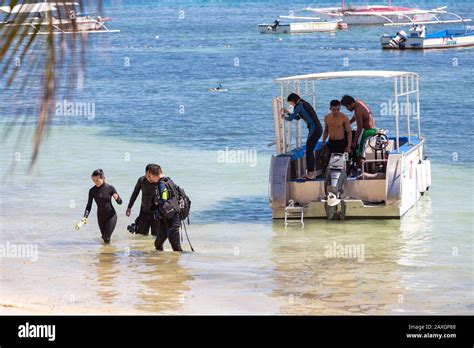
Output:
[
  {"xmin": 389, "ymin": 30, "xmax": 408, "ymax": 49},
  {"xmin": 267, "ymin": 19, "xmax": 280, "ymax": 32},
  {"xmin": 323, "ymin": 153, "xmax": 348, "ymax": 220}
]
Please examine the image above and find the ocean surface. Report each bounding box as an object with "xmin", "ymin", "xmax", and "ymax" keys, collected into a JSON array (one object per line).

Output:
[{"xmin": 0, "ymin": 0, "xmax": 473, "ymax": 314}]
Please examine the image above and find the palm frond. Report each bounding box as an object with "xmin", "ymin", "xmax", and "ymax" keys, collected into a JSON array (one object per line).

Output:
[{"xmin": 1, "ymin": 0, "xmax": 103, "ymax": 172}]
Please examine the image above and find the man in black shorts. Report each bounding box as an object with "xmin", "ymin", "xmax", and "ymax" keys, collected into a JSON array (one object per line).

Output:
[{"xmin": 321, "ymin": 100, "xmax": 352, "ymax": 165}]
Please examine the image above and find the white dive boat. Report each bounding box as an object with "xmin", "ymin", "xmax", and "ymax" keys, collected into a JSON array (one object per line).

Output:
[
  {"xmin": 0, "ymin": 2, "xmax": 120, "ymax": 34},
  {"xmin": 259, "ymin": 17, "xmax": 341, "ymax": 34},
  {"xmin": 268, "ymin": 71, "xmax": 432, "ymax": 220},
  {"xmin": 305, "ymin": 0, "xmax": 471, "ymax": 26},
  {"xmin": 381, "ymin": 25, "xmax": 474, "ymax": 49}
]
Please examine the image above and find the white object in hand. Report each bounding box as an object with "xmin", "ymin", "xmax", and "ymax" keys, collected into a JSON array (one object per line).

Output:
[{"xmin": 75, "ymin": 218, "xmax": 87, "ymax": 231}]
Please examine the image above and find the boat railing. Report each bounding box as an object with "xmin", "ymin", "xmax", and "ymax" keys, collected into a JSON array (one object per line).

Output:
[
  {"xmin": 273, "ymin": 71, "xmax": 422, "ymax": 162},
  {"xmin": 273, "ymin": 79, "xmax": 321, "ymax": 156},
  {"xmin": 393, "ymin": 73, "xmax": 421, "ymax": 151},
  {"xmin": 383, "ymin": 10, "xmax": 471, "ymax": 26}
]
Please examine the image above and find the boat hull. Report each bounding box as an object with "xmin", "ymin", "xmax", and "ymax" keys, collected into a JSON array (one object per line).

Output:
[
  {"xmin": 0, "ymin": 16, "xmax": 119, "ymax": 34},
  {"xmin": 307, "ymin": 5, "xmax": 471, "ymax": 26},
  {"xmin": 272, "ymin": 199, "xmax": 401, "ymax": 218},
  {"xmin": 381, "ymin": 33, "xmax": 474, "ymax": 49},
  {"xmin": 269, "ymin": 140, "xmax": 429, "ymax": 219},
  {"xmin": 311, "ymin": 9, "xmax": 428, "ymax": 26},
  {"xmin": 344, "ymin": 14, "xmax": 414, "ymax": 25}
]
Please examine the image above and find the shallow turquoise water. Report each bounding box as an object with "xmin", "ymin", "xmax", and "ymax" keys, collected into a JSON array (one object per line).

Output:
[{"xmin": 0, "ymin": 0, "xmax": 473, "ymax": 314}]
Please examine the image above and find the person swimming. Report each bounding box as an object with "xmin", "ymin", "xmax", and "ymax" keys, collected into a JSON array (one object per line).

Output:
[{"xmin": 77, "ymin": 169, "xmax": 122, "ymax": 244}]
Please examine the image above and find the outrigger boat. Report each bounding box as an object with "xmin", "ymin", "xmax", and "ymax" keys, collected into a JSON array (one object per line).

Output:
[
  {"xmin": 0, "ymin": 2, "xmax": 119, "ymax": 34},
  {"xmin": 305, "ymin": 0, "xmax": 471, "ymax": 26},
  {"xmin": 259, "ymin": 16, "xmax": 342, "ymax": 34},
  {"xmin": 381, "ymin": 25, "xmax": 474, "ymax": 49},
  {"xmin": 268, "ymin": 71, "xmax": 432, "ymax": 220}
]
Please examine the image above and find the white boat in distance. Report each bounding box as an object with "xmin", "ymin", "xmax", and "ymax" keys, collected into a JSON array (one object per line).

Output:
[
  {"xmin": 0, "ymin": 2, "xmax": 120, "ymax": 34},
  {"xmin": 382, "ymin": 25, "xmax": 474, "ymax": 49},
  {"xmin": 305, "ymin": 0, "xmax": 471, "ymax": 26},
  {"xmin": 259, "ymin": 17, "xmax": 342, "ymax": 34}
]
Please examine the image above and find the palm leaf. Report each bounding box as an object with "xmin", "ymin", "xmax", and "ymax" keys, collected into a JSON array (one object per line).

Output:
[{"xmin": 1, "ymin": 0, "xmax": 103, "ymax": 172}]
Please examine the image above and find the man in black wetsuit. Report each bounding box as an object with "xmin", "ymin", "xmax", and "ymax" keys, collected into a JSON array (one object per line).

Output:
[
  {"xmin": 281, "ymin": 93, "xmax": 323, "ymax": 179},
  {"xmin": 146, "ymin": 164, "xmax": 183, "ymax": 252},
  {"xmin": 126, "ymin": 164, "xmax": 162, "ymax": 236}
]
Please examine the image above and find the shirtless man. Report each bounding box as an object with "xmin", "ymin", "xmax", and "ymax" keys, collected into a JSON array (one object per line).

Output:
[
  {"xmin": 322, "ymin": 100, "xmax": 352, "ymax": 164},
  {"xmin": 340, "ymin": 95, "xmax": 376, "ymax": 166}
]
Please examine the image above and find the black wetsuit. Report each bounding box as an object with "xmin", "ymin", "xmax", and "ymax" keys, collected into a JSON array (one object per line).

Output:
[
  {"xmin": 153, "ymin": 178, "xmax": 182, "ymax": 252},
  {"xmin": 84, "ymin": 183, "xmax": 122, "ymax": 243},
  {"xmin": 155, "ymin": 216, "xmax": 182, "ymax": 251},
  {"xmin": 285, "ymin": 99, "xmax": 323, "ymax": 173},
  {"xmin": 128, "ymin": 176, "xmax": 161, "ymax": 236}
]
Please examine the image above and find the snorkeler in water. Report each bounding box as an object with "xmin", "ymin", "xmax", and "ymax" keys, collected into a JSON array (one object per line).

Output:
[{"xmin": 76, "ymin": 169, "xmax": 122, "ymax": 244}]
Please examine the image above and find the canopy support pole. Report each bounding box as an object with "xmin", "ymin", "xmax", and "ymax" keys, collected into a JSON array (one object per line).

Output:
[{"xmin": 394, "ymin": 77, "xmax": 400, "ymax": 151}]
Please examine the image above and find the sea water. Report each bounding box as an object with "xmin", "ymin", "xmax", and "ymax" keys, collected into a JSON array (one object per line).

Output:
[{"xmin": 0, "ymin": 0, "xmax": 473, "ymax": 314}]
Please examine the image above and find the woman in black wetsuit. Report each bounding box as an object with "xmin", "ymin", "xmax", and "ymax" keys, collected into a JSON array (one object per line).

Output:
[{"xmin": 79, "ymin": 169, "xmax": 122, "ymax": 244}]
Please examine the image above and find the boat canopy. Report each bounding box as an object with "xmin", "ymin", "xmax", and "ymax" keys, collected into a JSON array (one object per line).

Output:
[
  {"xmin": 274, "ymin": 70, "xmax": 417, "ymax": 83},
  {"xmin": 272, "ymin": 70, "xmax": 421, "ymax": 154},
  {"xmin": 425, "ymin": 27, "xmax": 474, "ymax": 39}
]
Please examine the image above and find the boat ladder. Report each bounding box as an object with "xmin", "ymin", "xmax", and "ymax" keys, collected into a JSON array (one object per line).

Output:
[{"xmin": 284, "ymin": 200, "xmax": 306, "ymax": 228}]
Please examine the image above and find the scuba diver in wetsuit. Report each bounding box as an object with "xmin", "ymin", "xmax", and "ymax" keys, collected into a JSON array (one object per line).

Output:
[
  {"xmin": 146, "ymin": 164, "xmax": 183, "ymax": 252},
  {"xmin": 77, "ymin": 169, "xmax": 122, "ymax": 244},
  {"xmin": 281, "ymin": 93, "xmax": 323, "ymax": 180},
  {"xmin": 126, "ymin": 164, "xmax": 165, "ymax": 236}
]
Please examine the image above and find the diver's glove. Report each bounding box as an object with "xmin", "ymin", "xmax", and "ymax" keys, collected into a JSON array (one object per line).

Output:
[{"xmin": 75, "ymin": 218, "xmax": 87, "ymax": 230}]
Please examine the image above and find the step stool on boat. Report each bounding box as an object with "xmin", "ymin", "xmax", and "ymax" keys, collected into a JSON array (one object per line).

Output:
[{"xmin": 284, "ymin": 200, "xmax": 306, "ymax": 227}]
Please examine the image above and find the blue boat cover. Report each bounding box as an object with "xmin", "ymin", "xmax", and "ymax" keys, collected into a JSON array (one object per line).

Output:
[{"xmin": 426, "ymin": 28, "xmax": 474, "ymax": 39}]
